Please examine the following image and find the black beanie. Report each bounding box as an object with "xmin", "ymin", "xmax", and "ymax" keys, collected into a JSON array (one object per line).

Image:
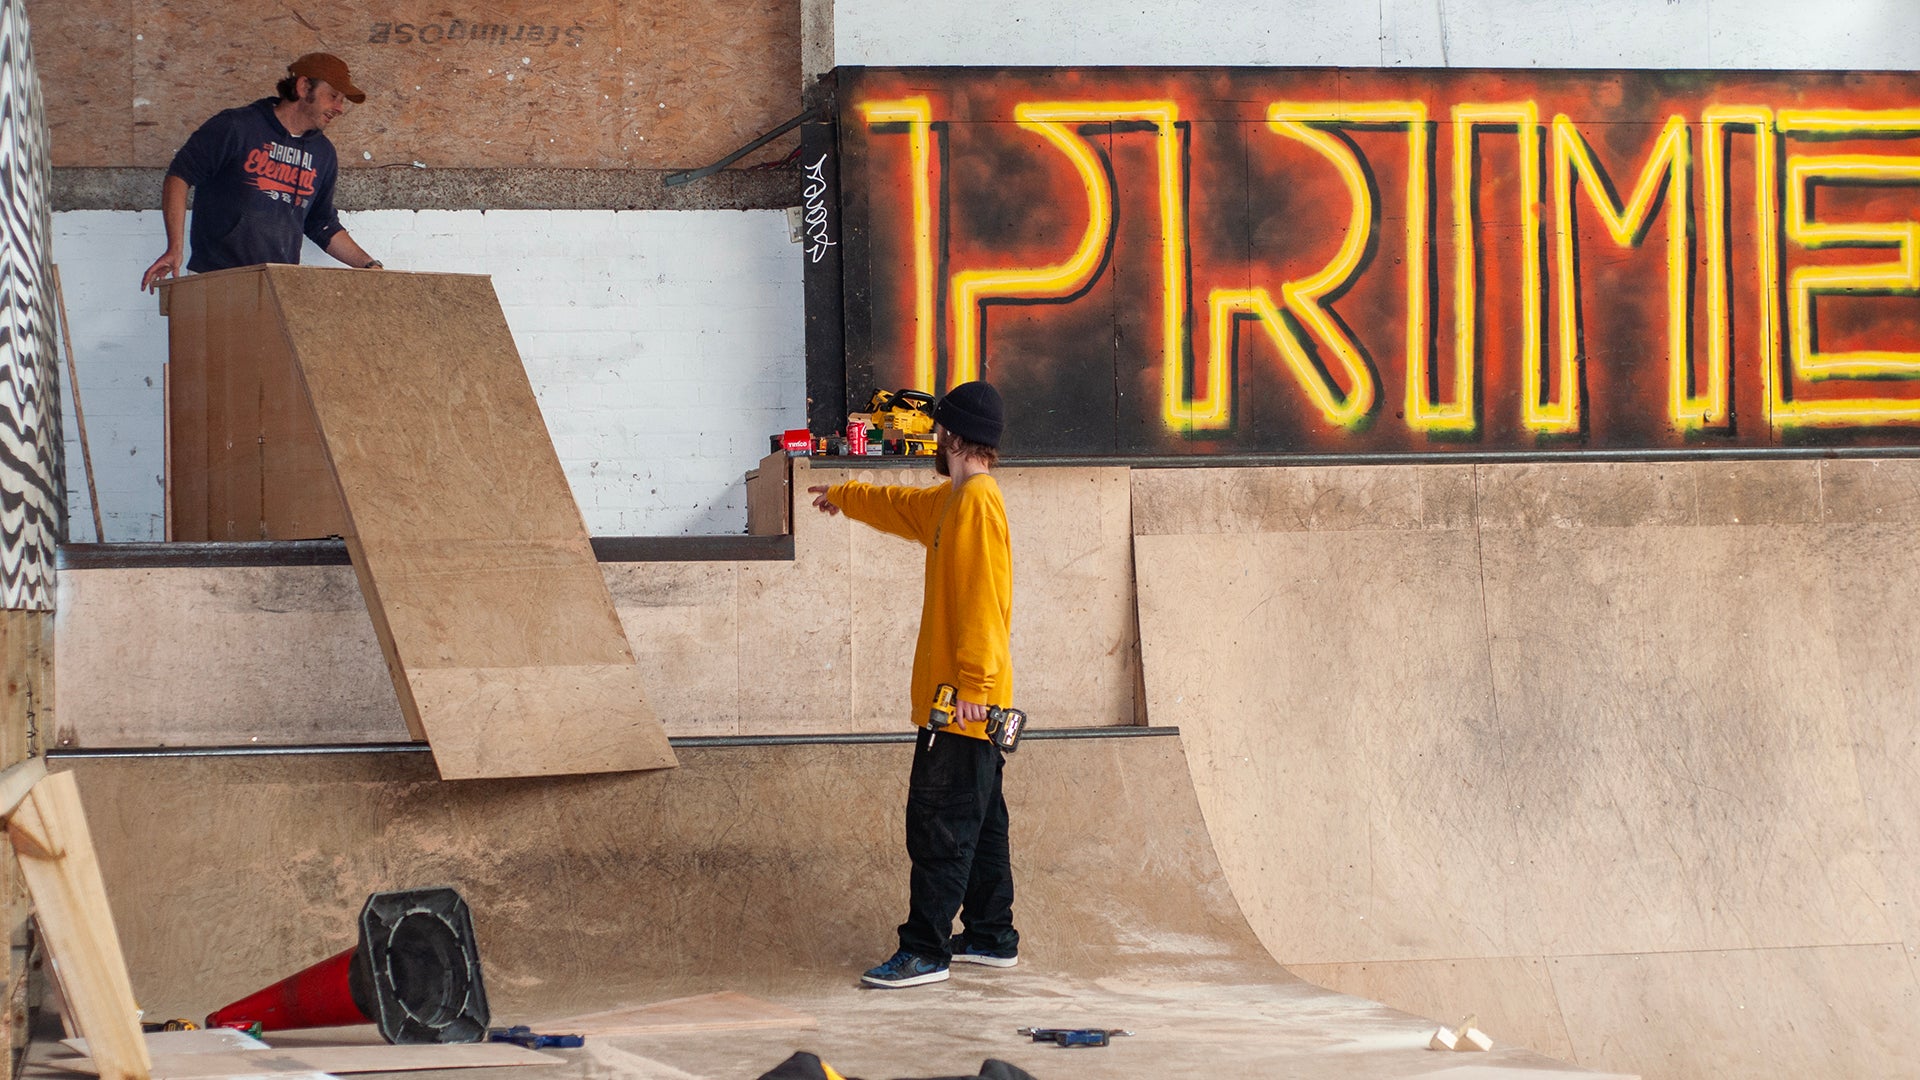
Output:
[{"xmin": 932, "ymin": 380, "xmax": 1005, "ymax": 448}]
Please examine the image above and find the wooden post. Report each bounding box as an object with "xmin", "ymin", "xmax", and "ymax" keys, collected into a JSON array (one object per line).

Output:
[
  {"xmin": 0, "ymin": 2, "xmax": 68, "ymax": 1078},
  {"xmin": 6, "ymin": 770, "xmax": 148, "ymax": 1080},
  {"xmin": 0, "ymin": 615, "xmax": 46, "ymax": 1063}
]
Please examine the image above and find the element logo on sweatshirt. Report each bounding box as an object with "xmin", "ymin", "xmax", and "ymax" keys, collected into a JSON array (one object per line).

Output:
[{"xmin": 244, "ymin": 141, "xmax": 317, "ymax": 207}]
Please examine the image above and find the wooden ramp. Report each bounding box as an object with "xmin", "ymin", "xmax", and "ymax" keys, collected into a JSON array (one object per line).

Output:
[
  {"xmin": 164, "ymin": 265, "xmax": 674, "ymax": 780},
  {"xmin": 68, "ymin": 737, "xmax": 1612, "ymax": 1079}
]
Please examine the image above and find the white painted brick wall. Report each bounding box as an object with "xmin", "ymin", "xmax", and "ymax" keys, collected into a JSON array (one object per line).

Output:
[
  {"xmin": 52, "ymin": 208, "xmax": 806, "ymax": 540},
  {"xmin": 835, "ymin": 0, "xmax": 1920, "ymax": 69}
]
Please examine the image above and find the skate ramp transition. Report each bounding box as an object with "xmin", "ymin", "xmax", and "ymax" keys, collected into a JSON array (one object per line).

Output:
[
  {"xmin": 55, "ymin": 736, "xmax": 1602, "ymax": 1080},
  {"xmin": 1133, "ymin": 461, "xmax": 1920, "ymax": 1080},
  {"xmin": 56, "ymin": 456, "xmax": 1920, "ymax": 1079}
]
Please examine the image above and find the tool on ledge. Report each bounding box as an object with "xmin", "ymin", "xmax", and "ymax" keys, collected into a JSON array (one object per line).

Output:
[
  {"xmin": 488, "ymin": 1026, "xmax": 584, "ymax": 1050},
  {"xmin": 1017, "ymin": 1027, "xmax": 1132, "ymax": 1048}
]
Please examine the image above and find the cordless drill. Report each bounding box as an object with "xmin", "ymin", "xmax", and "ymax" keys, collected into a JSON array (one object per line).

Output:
[{"xmin": 929, "ymin": 683, "xmax": 1027, "ymax": 752}]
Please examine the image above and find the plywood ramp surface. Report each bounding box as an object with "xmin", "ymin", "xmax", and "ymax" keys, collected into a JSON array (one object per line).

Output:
[
  {"xmin": 263, "ymin": 265, "xmax": 672, "ymax": 779},
  {"xmin": 63, "ymin": 738, "xmax": 1597, "ymax": 1080},
  {"xmin": 1132, "ymin": 461, "xmax": 1920, "ymax": 1080}
]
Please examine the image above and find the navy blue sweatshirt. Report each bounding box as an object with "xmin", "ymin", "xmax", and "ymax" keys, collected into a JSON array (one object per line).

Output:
[{"xmin": 167, "ymin": 98, "xmax": 346, "ymax": 273}]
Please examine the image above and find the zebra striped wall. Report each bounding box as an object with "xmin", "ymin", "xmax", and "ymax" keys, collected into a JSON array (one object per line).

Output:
[{"xmin": 0, "ymin": 0, "xmax": 58, "ymax": 610}]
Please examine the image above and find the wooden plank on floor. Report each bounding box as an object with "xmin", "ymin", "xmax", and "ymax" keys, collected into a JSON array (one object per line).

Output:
[
  {"xmin": 260, "ymin": 266, "xmax": 675, "ymax": 779},
  {"xmin": 63, "ymin": 1029, "xmax": 268, "ymax": 1057},
  {"xmin": 53, "ymin": 1043, "xmax": 562, "ymax": 1079},
  {"xmin": 538, "ymin": 991, "xmax": 815, "ymax": 1035}
]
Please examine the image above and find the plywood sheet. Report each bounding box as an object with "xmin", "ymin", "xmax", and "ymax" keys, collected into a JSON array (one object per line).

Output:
[
  {"xmin": 53, "ymin": 566, "xmax": 408, "ymax": 747},
  {"xmin": 539, "ymin": 991, "xmax": 813, "ymax": 1035},
  {"xmin": 34, "ymin": 0, "xmax": 799, "ymax": 170},
  {"xmin": 10, "ymin": 772, "xmax": 150, "ymax": 1080},
  {"xmin": 58, "ymin": 463, "xmax": 1141, "ymax": 748},
  {"xmin": 1289, "ymin": 957, "xmax": 1576, "ymax": 1062},
  {"xmin": 66, "ymin": 737, "xmax": 1279, "ymax": 1020},
  {"xmin": 603, "ymin": 562, "xmax": 742, "ymax": 736},
  {"xmin": 26, "ymin": 0, "xmax": 134, "ymax": 167},
  {"xmin": 1137, "ymin": 527, "xmax": 1528, "ymax": 964},
  {"xmin": 1133, "ymin": 460, "xmax": 1920, "ymax": 1079},
  {"xmin": 1131, "ymin": 463, "xmax": 1476, "ymax": 536},
  {"xmin": 745, "ymin": 451, "xmax": 790, "ymax": 537},
  {"xmin": 55, "ymin": 1043, "xmax": 562, "ymax": 1078},
  {"xmin": 64, "ymin": 1029, "xmax": 268, "ymax": 1057},
  {"xmin": 163, "ymin": 280, "xmax": 209, "ymax": 542},
  {"xmin": 1476, "ymin": 523, "xmax": 1893, "ymax": 957},
  {"xmin": 261, "ymin": 265, "xmax": 672, "ymax": 779},
  {"xmin": 737, "ymin": 461, "xmax": 854, "ymax": 737},
  {"xmin": 1549, "ymin": 947, "xmax": 1920, "ymax": 1080},
  {"xmin": 161, "ymin": 268, "xmax": 349, "ymax": 542},
  {"xmin": 1413, "ymin": 1060, "xmax": 1635, "ymax": 1068}
]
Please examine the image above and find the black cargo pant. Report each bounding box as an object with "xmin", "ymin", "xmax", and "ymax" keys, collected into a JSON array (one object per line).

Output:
[{"xmin": 897, "ymin": 726, "xmax": 1018, "ymax": 961}]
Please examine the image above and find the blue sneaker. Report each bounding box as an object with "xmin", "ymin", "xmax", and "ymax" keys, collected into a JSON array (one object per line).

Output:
[
  {"xmin": 948, "ymin": 934, "xmax": 1018, "ymax": 968},
  {"xmin": 861, "ymin": 949, "xmax": 949, "ymax": 988}
]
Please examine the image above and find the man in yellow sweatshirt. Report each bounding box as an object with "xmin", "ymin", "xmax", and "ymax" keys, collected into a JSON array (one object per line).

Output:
[{"xmin": 808, "ymin": 381, "xmax": 1016, "ymax": 989}]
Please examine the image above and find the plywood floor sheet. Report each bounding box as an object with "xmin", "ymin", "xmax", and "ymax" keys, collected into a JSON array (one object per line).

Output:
[{"xmin": 261, "ymin": 265, "xmax": 673, "ymax": 779}]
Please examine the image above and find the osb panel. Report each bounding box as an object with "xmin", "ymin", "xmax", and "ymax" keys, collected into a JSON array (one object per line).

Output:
[
  {"xmin": 35, "ymin": 0, "xmax": 799, "ymax": 169},
  {"xmin": 1288, "ymin": 956, "xmax": 1576, "ymax": 1063},
  {"xmin": 1550, "ymin": 947, "xmax": 1920, "ymax": 1080},
  {"xmin": 24, "ymin": 0, "xmax": 132, "ymax": 167},
  {"xmin": 264, "ymin": 265, "xmax": 671, "ymax": 778}
]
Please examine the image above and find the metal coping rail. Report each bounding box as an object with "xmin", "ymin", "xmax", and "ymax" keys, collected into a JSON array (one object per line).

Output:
[{"xmin": 47, "ymin": 727, "xmax": 1180, "ymax": 760}]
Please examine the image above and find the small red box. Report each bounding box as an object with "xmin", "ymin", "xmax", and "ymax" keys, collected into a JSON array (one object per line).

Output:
[{"xmin": 782, "ymin": 428, "xmax": 812, "ymax": 455}]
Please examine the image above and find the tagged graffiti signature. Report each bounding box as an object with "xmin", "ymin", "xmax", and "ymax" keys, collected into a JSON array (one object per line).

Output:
[
  {"xmin": 368, "ymin": 21, "xmax": 587, "ymax": 47},
  {"xmin": 802, "ymin": 153, "xmax": 836, "ymax": 264}
]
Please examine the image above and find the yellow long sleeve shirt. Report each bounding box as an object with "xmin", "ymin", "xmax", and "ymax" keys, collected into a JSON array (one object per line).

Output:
[{"xmin": 828, "ymin": 474, "xmax": 1013, "ymax": 741}]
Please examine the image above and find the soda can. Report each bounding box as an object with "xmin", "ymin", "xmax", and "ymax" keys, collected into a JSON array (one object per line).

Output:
[{"xmin": 847, "ymin": 420, "xmax": 868, "ymax": 456}]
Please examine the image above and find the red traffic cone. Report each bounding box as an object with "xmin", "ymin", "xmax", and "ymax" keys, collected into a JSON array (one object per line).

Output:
[{"xmin": 206, "ymin": 887, "xmax": 490, "ymax": 1044}]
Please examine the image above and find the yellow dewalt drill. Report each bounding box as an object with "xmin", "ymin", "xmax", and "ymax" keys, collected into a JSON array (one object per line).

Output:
[{"xmin": 929, "ymin": 683, "xmax": 1026, "ymax": 752}]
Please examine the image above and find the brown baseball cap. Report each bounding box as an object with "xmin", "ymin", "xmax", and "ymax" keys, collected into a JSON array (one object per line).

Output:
[{"xmin": 288, "ymin": 53, "xmax": 365, "ymax": 103}]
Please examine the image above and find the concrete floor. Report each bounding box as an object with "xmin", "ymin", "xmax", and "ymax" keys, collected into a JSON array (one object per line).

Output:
[
  {"xmin": 26, "ymin": 972, "xmax": 1624, "ymax": 1080},
  {"xmin": 53, "ymin": 734, "xmax": 1632, "ymax": 1078}
]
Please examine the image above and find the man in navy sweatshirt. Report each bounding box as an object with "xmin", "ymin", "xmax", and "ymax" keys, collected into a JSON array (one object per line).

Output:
[{"xmin": 141, "ymin": 53, "xmax": 384, "ymax": 292}]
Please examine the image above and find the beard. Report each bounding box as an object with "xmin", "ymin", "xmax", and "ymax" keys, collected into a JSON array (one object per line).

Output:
[{"xmin": 934, "ymin": 439, "xmax": 950, "ymax": 477}]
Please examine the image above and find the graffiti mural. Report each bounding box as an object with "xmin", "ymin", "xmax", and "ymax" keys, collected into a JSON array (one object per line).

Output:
[{"xmin": 813, "ymin": 67, "xmax": 1920, "ymax": 456}]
